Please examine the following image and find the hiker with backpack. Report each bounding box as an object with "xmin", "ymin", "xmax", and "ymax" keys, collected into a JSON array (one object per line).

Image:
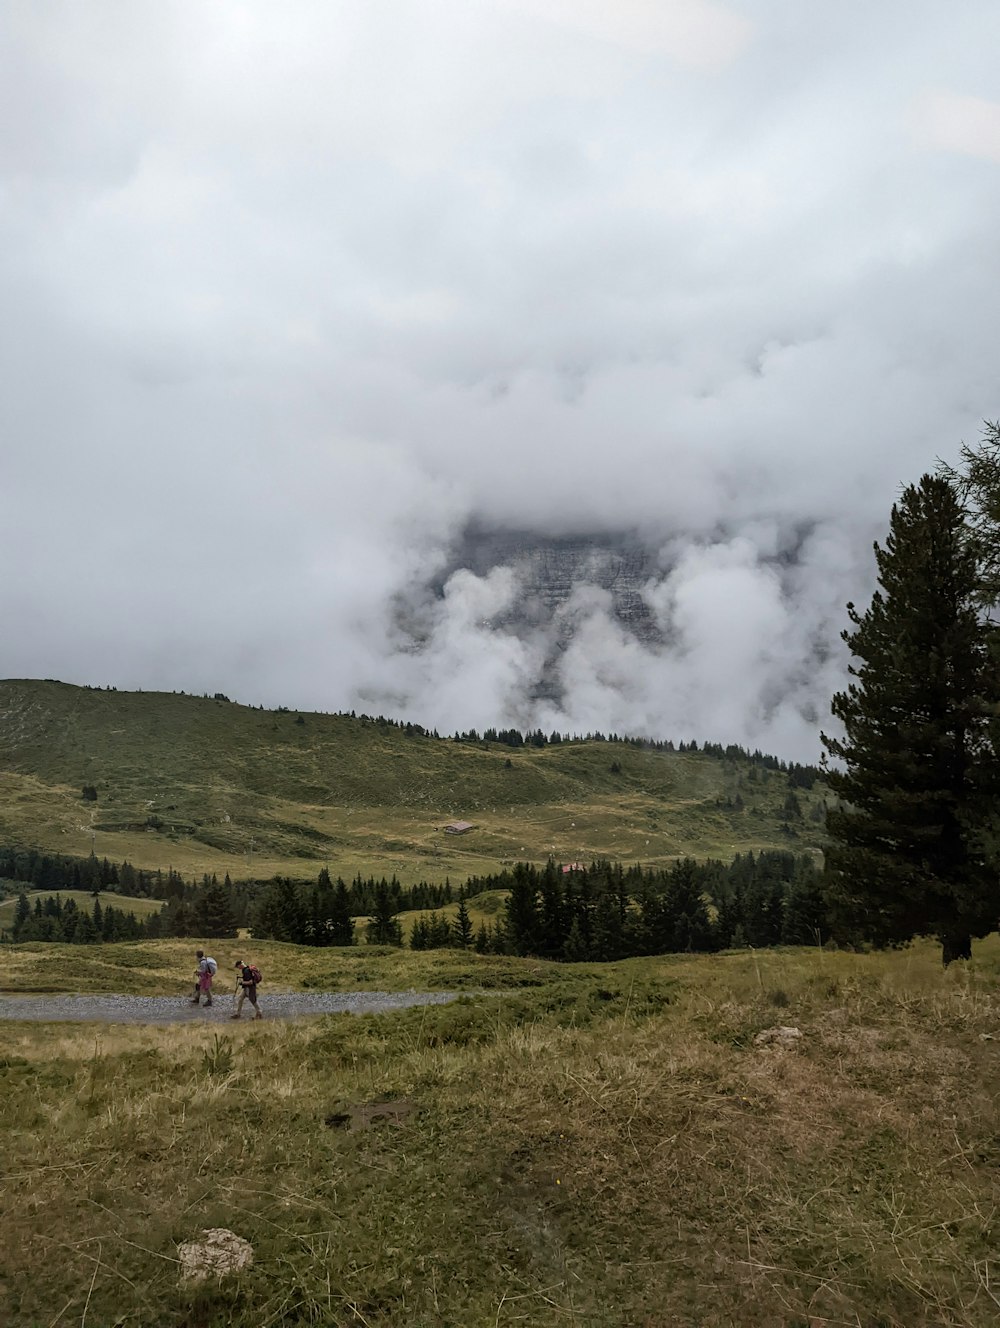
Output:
[
  {"xmin": 190, "ymin": 949, "xmax": 218, "ymax": 1006},
  {"xmin": 231, "ymin": 960, "xmax": 263, "ymax": 1020}
]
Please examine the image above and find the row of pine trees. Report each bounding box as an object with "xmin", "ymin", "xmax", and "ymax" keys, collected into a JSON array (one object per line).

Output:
[{"xmin": 6, "ymin": 851, "xmax": 826, "ymax": 961}]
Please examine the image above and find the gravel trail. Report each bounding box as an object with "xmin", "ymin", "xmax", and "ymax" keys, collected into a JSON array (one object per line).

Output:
[{"xmin": 0, "ymin": 990, "xmax": 459, "ymax": 1024}]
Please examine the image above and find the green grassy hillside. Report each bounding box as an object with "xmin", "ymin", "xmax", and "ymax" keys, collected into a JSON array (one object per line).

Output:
[
  {"xmin": 3, "ymin": 938, "xmax": 999, "ymax": 1326},
  {"xmin": 0, "ymin": 679, "xmax": 826, "ymax": 883}
]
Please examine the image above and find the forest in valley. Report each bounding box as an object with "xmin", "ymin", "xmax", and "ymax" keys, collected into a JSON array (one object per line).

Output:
[{"xmin": 2, "ymin": 843, "xmax": 823, "ymax": 960}]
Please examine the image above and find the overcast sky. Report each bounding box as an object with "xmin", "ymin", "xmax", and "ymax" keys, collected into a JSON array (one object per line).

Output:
[{"xmin": 2, "ymin": 1, "xmax": 999, "ymax": 761}]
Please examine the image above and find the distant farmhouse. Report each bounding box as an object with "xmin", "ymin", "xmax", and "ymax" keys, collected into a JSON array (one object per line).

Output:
[{"xmin": 443, "ymin": 821, "xmax": 475, "ymax": 835}]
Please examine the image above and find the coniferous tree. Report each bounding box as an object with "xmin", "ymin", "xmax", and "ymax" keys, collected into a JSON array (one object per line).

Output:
[
  {"xmin": 410, "ymin": 915, "xmax": 430, "ymax": 950},
  {"xmin": 940, "ymin": 419, "xmax": 1000, "ymax": 873},
  {"xmin": 308, "ymin": 868, "xmax": 336, "ymax": 945},
  {"xmin": 639, "ymin": 877, "xmax": 672, "ymax": 955},
  {"xmin": 562, "ymin": 916, "xmax": 589, "ymax": 961},
  {"xmin": 75, "ymin": 911, "xmax": 97, "ymax": 943},
  {"xmin": 170, "ymin": 900, "xmax": 195, "ymax": 937},
  {"xmin": 366, "ymin": 882, "xmax": 403, "ymax": 946},
  {"xmin": 939, "ymin": 420, "xmax": 1000, "ymax": 607},
  {"xmin": 781, "ymin": 862, "xmax": 828, "ymax": 946},
  {"xmin": 537, "ymin": 861, "xmax": 565, "ymax": 958},
  {"xmin": 715, "ymin": 882, "xmax": 743, "ymax": 949},
  {"xmin": 742, "ymin": 857, "xmax": 787, "ymax": 947},
  {"xmin": 195, "ymin": 880, "xmax": 238, "ymax": 939},
  {"xmin": 505, "ymin": 863, "xmax": 540, "ymax": 955},
  {"xmin": 61, "ymin": 897, "xmax": 79, "ymax": 942},
  {"xmin": 589, "ymin": 865, "xmax": 629, "ymax": 960},
  {"xmin": 563, "ymin": 868, "xmax": 594, "ymax": 958},
  {"xmin": 13, "ymin": 891, "xmax": 30, "ymax": 937},
  {"xmin": 822, "ymin": 474, "xmax": 1000, "ymax": 963},
  {"xmin": 329, "ymin": 877, "xmax": 356, "ymax": 946},
  {"xmin": 81, "ymin": 853, "xmax": 102, "ymax": 897},
  {"xmin": 254, "ymin": 877, "xmax": 306, "ymax": 943},
  {"xmin": 664, "ymin": 858, "xmax": 715, "ymax": 952},
  {"xmin": 452, "ymin": 890, "xmax": 474, "ymax": 948}
]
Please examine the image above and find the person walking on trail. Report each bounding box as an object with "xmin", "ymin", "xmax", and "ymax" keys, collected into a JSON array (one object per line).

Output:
[
  {"xmin": 190, "ymin": 950, "xmax": 217, "ymax": 1006},
  {"xmin": 231, "ymin": 960, "xmax": 263, "ymax": 1020}
]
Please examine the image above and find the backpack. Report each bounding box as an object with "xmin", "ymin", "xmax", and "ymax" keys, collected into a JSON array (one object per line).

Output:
[
  {"xmin": 248, "ymin": 964, "xmax": 262, "ymax": 985},
  {"xmin": 206, "ymin": 957, "xmax": 218, "ymax": 976}
]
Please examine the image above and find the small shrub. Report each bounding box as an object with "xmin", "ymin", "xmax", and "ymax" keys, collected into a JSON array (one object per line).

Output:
[{"xmin": 202, "ymin": 1035, "xmax": 234, "ymax": 1078}]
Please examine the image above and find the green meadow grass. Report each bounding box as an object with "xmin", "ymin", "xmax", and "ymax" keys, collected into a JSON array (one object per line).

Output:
[
  {"xmin": 0, "ymin": 679, "xmax": 826, "ymax": 884},
  {"xmin": 3, "ymin": 937, "xmax": 1000, "ymax": 1325}
]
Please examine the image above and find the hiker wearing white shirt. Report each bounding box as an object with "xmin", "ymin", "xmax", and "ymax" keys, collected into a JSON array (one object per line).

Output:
[{"xmin": 190, "ymin": 949, "xmax": 217, "ymax": 1006}]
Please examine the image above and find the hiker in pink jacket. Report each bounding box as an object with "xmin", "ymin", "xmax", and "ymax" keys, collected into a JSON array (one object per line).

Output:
[{"xmin": 190, "ymin": 950, "xmax": 216, "ymax": 1006}]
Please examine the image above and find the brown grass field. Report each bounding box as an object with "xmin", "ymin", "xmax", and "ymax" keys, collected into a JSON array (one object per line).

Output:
[{"xmin": 3, "ymin": 936, "xmax": 1000, "ymax": 1326}]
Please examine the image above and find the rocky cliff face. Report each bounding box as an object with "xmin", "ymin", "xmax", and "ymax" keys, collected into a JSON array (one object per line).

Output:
[{"xmin": 441, "ymin": 526, "xmax": 662, "ymax": 642}]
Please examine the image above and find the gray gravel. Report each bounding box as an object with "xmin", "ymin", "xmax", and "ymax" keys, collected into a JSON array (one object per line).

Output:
[{"xmin": 0, "ymin": 990, "xmax": 460, "ymax": 1024}]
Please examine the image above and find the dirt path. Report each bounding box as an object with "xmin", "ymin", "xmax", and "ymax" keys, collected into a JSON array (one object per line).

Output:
[{"xmin": 0, "ymin": 990, "xmax": 459, "ymax": 1024}]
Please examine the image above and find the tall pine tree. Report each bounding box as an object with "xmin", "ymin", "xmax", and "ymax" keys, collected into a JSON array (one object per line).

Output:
[{"xmin": 822, "ymin": 474, "xmax": 1000, "ymax": 963}]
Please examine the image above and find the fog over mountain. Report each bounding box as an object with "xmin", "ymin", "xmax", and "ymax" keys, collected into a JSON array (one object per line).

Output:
[{"xmin": 2, "ymin": 2, "xmax": 999, "ymax": 761}]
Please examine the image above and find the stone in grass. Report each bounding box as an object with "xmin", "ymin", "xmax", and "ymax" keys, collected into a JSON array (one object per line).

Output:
[
  {"xmin": 178, "ymin": 1228, "xmax": 254, "ymax": 1286},
  {"xmin": 753, "ymin": 1025, "xmax": 802, "ymax": 1049}
]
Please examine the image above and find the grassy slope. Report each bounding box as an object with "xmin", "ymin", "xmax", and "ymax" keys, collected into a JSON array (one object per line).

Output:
[
  {"xmin": 0, "ymin": 889, "xmax": 164, "ymax": 930},
  {"xmin": 3, "ymin": 938, "xmax": 1000, "ymax": 1326},
  {"xmin": 0, "ymin": 679, "xmax": 825, "ymax": 884}
]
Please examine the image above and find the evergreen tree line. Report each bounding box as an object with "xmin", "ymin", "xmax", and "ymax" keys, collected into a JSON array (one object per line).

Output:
[
  {"xmin": 249, "ymin": 851, "xmax": 826, "ymax": 961},
  {"xmin": 3, "ymin": 850, "xmax": 824, "ymax": 959},
  {"xmin": 337, "ymin": 710, "xmax": 821, "ymax": 784},
  {"xmin": 449, "ymin": 728, "xmax": 820, "ymax": 785},
  {"xmin": 387, "ymin": 852, "xmax": 820, "ymax": 959},
  {"xmin": 249, "ymin": 871, "xmax": 477, "ymax": 946},
  {"xmin": 451, "ymin": 852, "xmax": 825, "ymax": 961},
  {"xmin": 187, "ymin": 853, "xmax": 826, "ymax": 959},
  {"xmin": 9, "ymin": 892, "xmax": 147, "ymax": 944},
  {"xmin": 0, "ymin": 846, "xmax": 172, "ymax": 898},
  {"xmin": 0, "ymin": 845, "xmax": 469, "ymax": 913}
]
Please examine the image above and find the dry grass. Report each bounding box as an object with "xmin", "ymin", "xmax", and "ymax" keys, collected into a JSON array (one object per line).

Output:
[{"xmin": 4, "ymin": 939, "xmax": 1000, "ymax": 1325}]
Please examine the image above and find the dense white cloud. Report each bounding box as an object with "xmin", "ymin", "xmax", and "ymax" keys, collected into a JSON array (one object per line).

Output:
[
  {"xmin": 914, "ymin": 92, "xmax": 1000, "ymax": 165},
  {"xmin": 2, "ymin": 0, "xmax": 999, "ymax": 760}
]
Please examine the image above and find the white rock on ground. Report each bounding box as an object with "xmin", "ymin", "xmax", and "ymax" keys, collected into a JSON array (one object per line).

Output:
[
  {"xmin": 753, "ymin": 1025, "xmax": 802, "ymax": 1049},
  {"xmin": 178, "ymin": 1228, "xmax": 254, "ymax": 1286}
]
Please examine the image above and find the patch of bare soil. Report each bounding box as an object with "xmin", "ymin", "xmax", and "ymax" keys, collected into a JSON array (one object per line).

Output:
[{"xmin": 324, "ymin": 1098, "xmax": 416, "ymax": 1131}]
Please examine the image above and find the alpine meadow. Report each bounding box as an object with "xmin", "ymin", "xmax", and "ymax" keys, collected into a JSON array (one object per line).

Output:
[
  {"xmin": 7, "ymin": 3, "xmax": 1000, "ymax": 1323},
  {"xmin": 5, "ymin": 437, "xmax": 1000, "ymax": 1325}
]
